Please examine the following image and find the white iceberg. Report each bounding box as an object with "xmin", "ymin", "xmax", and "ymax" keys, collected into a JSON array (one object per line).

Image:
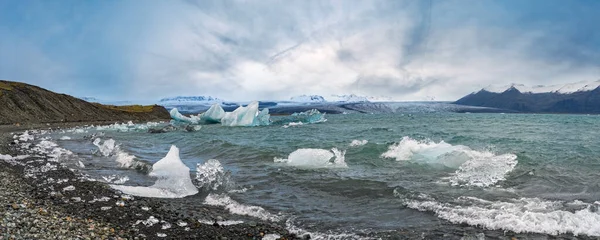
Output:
[
  {"xmin": 111, "ymin": 145, "xmax": 198, "ymax": 198},
  {"xmin": 275, "ymin": 148, "xmax": 347, "ymax": 168},
  {"xmin": 170, "ymin": 108, "xmax": 200, "ymax": 124},
  {"xmin": 381, "ymin": 136, "xmax": 517, "ymax": 187},
  {"xmin": 221, "ymin": 101, "xmax": 270, "ymax": 127},
  {"xmin": 170, "ymin": 101, "xmax": 270, "ymax": 127}
]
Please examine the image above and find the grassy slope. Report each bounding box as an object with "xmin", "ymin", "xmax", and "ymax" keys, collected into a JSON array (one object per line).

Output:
[{"xmin": 0, "ymin": 80, "xmax": 170, "ymax": 124}]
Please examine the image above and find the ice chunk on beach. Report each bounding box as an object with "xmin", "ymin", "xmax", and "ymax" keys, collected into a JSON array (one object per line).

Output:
[
  {"xmin": 111, "ymin": 145, "xmax": 198, "ymax": 198},
  {"xmin": 221, "ymin": 101, "xmax": 270, "ymax": 127},
  {"xmin": 195, "ymin": 159, "xmax": 231, "ymax": 191},
  {"xmin": 381, "ymin": 136, "xmax": 517, "ymax": 187},
  {"xmin": 199, "ymin": 103, "xmax": 226, "ymax": 123},
  {"xmin": 275, "ymin": 148, "xmax": 347, "ymax": 168}
]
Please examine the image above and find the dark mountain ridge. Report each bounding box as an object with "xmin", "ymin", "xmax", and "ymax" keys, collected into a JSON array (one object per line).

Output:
[
  {"xmin": 0, "ymin": 80, "xmax": 170, "ymax": 124},
  {"xmin": 455, "ymin": 86, "xmax": 600, "ymax": 113}
]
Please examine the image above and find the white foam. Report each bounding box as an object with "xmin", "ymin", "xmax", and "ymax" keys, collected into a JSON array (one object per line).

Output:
[
  {"xmin": 197, "ymin": 219, "xmax": 244, "ymax": 226},
  {"xmin": 18, "ymin": 131, "xmax": 34, "ymax": 142},
  {"xmin": 349, "ymin": 139, "xmax": 368, "ymax": 147},
  {"xmin": 111, "ymin": 145, "xmax": 198, "ymax": 198},
  {"xmin": 396, "ymin": 192, "xmax": 600, "ymax": 237},
  {"xmin": 195, "ymin": 159, "xmax": 230, "ymax": 191},
  {"xmin": 59, "ymin": 136, "xmax": 71, "ymax": 140},
  {"xmin": 204, "ymin": 193, "xmax": 281, "ymax": 221},
  {"xmin": 283, "ymin": 121, "xmax": 303, "ymax": 128},
  {"xmin": 275, "ymin": 148, "xmax": 347, "ymax": 168},
  {"xmin": 284, "ymin": 218, "xmax": 366, "ymax": 240},
  {"xmin": 381, "ymin": 137, "xmax": 517, "ymax": 187},
  {"xmin": 96, "ymin": 121, "xmax": 162, "ymax": 132}
]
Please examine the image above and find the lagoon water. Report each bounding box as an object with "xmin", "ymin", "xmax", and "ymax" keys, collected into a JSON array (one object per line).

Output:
[{"xmin": 48, "ymin": 113, "xmax": 600, "ymax": 238}]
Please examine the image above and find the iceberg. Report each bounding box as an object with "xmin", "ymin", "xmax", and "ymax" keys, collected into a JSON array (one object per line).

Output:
[
  {"xmin": 221, "ymin": 101, "xmax": 270, "ymax": 127},
  {"xmin": 199, "ymin": 103, "xmax": 226, "ymax": 123},
  {"xmin": 276, "ymin": 109, "xmax": 327, "ymax": 126},
  {"xmin": 169, "ymin": 101, "xmax": 270, "ymax": 127},
  {"xmin": 111, "ymin": 145, "xmax": 198, "ymax": 198},
  {"xmin": 381, "ymin": 136, "xmax": 518, "ymax": 187},
  {"xmin": 275, "ymin": 148, "xmax": 347, "ymax": 168},
  {"xmin": 169, "ymin": 108, "xmax": 200, "ymax": 124}
]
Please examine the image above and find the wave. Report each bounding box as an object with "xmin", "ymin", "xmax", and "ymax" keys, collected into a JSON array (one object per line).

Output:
[
  {"xmin": 92, "ymin": 138, "xmax": 151, "ymax": 171},
  {"xmin": 95, "ymin": 121, "xmax": 162, "ymax": 132},
  {"xmin": 204, "ymin": 193, "xmax": 282, "ymax": 221},
  {"xmin": 394, "ymin": 189, "xmax": 600, "ymax": 237},
  {"xmin": 349, "ymin": 139, "xmax": 368, "ymax": 147},
  {"xmin": 382, "ymin": 137, "xmax": 517, "ymax": 187},
  {"xmin": 275, "ymin": 148, "xmax": 347, "ymax": 168}
]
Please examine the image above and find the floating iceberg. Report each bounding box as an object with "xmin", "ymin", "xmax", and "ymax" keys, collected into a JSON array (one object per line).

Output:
[
  {"xmin": 170, "ymin": 108, "xmax": 200, "ymax": 124},
  {"xmin": 221, "ymin": 101, "xmax": 270, "ymax": 127},
  {"xmin": 275, "ymin": 109, "xmax": 327, "ymax": 127},
  {"xmin": 275, "ymin": 148, "xmax": 347, "ymax": 168},
  {"xmin": 170, "ymin": 101, "xmax": 270, "ymax": 127},
  {"xmin": 199, "ymin": 103, "xmax": 226, "ymax": 123},
  {"xmin": 381, "ymin": 136, "xmax": 517, "ymax": 187},
  {"xmin": 111, "ymin": 145, "xmax": 198, "ymax": 198}
]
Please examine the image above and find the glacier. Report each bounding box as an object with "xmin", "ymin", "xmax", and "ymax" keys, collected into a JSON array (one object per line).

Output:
[{"xmin": 111, "ymin": 145, "xmax": 198, "ymax": 198}]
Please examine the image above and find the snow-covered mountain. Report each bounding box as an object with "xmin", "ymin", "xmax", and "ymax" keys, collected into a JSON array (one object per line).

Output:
[
  {"xmin": 457, "ymin": 79, "xmax": 600, "ymax": 113},
  {"xmin": 482, "ymin": 80, "xmax": 600, "ymax": 94},
  {"xmin": 290, "ymin": 95, "xmax": 326, "ymax": 103},
  {"xmin": 289, "ymin": 94, "xmax": 394, "ymax": 103},
  {"xmin": 158, "ymin": 96, "xmax": 223, "ymax": 105},
  {"xmin": 327, "ymin": 94, "xmax": 369, "ymax": 103}
]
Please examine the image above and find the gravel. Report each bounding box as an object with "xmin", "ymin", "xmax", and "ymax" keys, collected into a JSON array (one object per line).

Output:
[{"xmin": 0, "ymin": 124, "xmax": 297, "ymax": 240}]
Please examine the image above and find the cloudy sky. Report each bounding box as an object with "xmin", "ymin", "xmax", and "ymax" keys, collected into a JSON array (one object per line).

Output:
[{"xmin": 1, "ymin": 0, "xmax": 599, "ymax": 102}]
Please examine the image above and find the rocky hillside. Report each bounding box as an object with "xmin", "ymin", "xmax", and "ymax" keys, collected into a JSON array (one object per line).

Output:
[
  {"xmin": 0, "ymin": 80, "xmax": 170, "ymax": 124},
  {"xmin": 455, "ymin": 86, "xmax": 600, "ymax": 113}
]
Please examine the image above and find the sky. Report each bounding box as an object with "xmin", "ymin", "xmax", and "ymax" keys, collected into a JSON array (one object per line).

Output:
[{"xmin": 1, "ymin": 0, "xmax": 599, "ymax": 102}]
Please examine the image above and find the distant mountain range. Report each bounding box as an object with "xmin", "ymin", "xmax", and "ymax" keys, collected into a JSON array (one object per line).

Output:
[{"xmin": 455, "ymin": 80, "xmax": 600, "ymax": 113}]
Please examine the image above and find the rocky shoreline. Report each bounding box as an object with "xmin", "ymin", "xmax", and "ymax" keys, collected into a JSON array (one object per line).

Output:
[{"xmin": 0, "ymin": 124, "xmax": 294, "ymax": 240}]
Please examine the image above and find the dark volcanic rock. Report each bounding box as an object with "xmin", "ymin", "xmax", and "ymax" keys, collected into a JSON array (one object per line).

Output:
[
  {"xmin": 0, "ymin": 80, "xmax": 170, "ymax": 124},
  {"xmin": 454, "ymin": 86, "xmax": 600, "ymax": 113}
]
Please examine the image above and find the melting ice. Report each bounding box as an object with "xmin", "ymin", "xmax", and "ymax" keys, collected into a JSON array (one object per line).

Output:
[
  {"xmin": 381, "ymin": 137, "xmax": 517, "ymax": 187},
  {"xmin": 275, "ymin": 148, "xmax": 347, "ymax": 168},
  {"xmin": 111, "ymin": 145, "xmax": 198, "ymax": 198},
  {"xmin": 170, "ymin": 101, "xmax": 270, "ymax": 126}
]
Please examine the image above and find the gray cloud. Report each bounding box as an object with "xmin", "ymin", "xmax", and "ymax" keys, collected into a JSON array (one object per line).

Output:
[{"xmin": 5, "ymin": 0, "xmax": 597, "ymax": 102}]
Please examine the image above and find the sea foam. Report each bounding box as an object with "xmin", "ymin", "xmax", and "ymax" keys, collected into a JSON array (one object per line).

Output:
[{"xmin": 395, "ymin": 190, "xmax": 600, "ymax": 236}]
